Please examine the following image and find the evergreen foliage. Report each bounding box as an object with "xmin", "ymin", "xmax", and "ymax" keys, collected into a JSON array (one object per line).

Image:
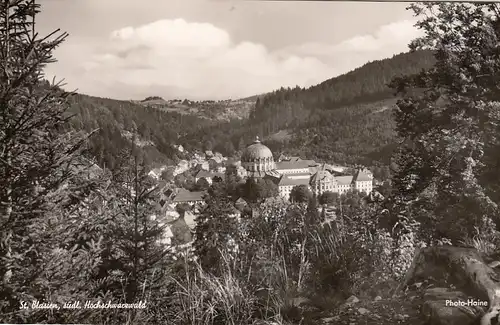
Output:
[
  {"xmin": 0, "ymin": 1, "xmax": 99, "ymax": 321},
  {"xmin": 388, "ymin": 2, "xmax": 500, "ymax": 243}
]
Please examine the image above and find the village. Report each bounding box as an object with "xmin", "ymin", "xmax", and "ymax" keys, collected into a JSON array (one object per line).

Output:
[{"xmin": 147, "ymin": 137, "xmax": 376, "ymax": 247}]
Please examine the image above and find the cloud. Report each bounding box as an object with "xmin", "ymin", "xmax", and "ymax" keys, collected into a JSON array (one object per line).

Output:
[
  {"xmin": 47, "ymin": 19, "xmax": 423, "ymax": 100},
  {"xmin": 73, "ymin": 18, "xmax": 335, "ymax": 100},
  {"xmin": 280, "ymin": 20, "xmax": 423, "ymax": 76}
]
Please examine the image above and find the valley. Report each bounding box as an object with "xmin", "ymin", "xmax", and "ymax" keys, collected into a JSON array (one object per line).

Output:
[{"xmin": 66, "ymin": 50, "xmax": 435, "ymax": 177}]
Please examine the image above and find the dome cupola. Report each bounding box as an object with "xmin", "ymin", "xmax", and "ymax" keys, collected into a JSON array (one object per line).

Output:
[
  {"xmin": 241, "ymin": 136, "xmax": 273, "ymax": 162},
  {"xmin": 241, "ymin": 136, "xmax": 275, "ymax": 177}
]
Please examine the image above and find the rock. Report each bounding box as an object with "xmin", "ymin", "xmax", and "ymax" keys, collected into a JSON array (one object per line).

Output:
[
  {"xmin": 424, "ymin": 287, "xmax": 467, "ymax": 301},
  {"xmin": 374, "ymin": 295, "xmax": 382, "ymax": 301},
  {"xmin": 488, "ymin": 260, "xmax": 500, "ymax": 268},
  {"xmin": 357, "ymin": 307, "xmax": 370, "ymax": 315},
  {"xmin": 421, "ymin": 288, "xmax": 481, "ymax": 325},
  {"xmin": 345, "ymin": 295, "xmax": 360, "ymax": 305}
]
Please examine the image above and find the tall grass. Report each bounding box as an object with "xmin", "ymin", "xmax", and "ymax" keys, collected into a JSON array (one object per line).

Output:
[
  {"xmin": 167, "ymin": 214, "xmax": 357, "ymax": 324},
  {"xmin": 166, "ymin": 202, "xmax": 399, "ymax": 324}
]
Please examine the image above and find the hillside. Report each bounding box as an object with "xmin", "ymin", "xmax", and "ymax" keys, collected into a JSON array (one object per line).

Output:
[
  {"xmin": 65, "ymin": 94, "xmax": 218, "ymax": 169},
  {"xmin": 63, "ymin": 50, "xmax": 435, "ymax": 172},
  {"xmin": 134, "ymin": 96, "xmax": 254, "ymax": 121},
  {"xmin": 179, "ymin": 50, "xmax": 436, "ymax": 167}
]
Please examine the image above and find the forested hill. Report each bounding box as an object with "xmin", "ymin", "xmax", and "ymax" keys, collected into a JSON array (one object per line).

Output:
[
  {"xmin": 64, "ymin": 50, "xmax": 435, "ymax": 171},
  {"xmin": 66, "ymin": 94, "xmax": 216, "ymax": 169},
  {"xmin": 180, "ymin": 50, "xmax": 436, "ymax": 166}
]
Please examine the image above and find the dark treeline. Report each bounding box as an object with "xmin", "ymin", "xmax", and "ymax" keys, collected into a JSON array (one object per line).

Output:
[{"xmin": 64, "ymin": 94, "xmax": 215, "ymax": 169}]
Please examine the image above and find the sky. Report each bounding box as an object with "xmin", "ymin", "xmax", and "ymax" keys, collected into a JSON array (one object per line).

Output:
[{"xmin": 37, "ymin": 0, "xmax": 422, "ymax": 101}]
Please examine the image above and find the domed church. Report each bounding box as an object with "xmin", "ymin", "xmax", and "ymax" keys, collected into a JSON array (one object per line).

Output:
[
  {"xmin": 241, "ymin": 136, "xmax": 280, "ymax": 179},
  {"xmin": 239, "ymin": 136, "xmax": 374, "ymax": 200}
]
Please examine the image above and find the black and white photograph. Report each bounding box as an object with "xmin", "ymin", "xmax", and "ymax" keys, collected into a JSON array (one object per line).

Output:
[{"xmin": 1, "ymin": 0, "xmax": 500, "ymax": 324}]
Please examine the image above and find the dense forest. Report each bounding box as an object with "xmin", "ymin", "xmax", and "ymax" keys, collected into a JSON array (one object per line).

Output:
[
  {"xmin": 180, "ymin": 51, "xmax": 436, "ymax": 166},
  {"xmin": 64, "ymin": 94, "xmax": 216, "ymax": 169}
]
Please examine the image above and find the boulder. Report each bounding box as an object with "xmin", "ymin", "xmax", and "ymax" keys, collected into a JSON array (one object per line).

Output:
[
  {"xmin": 421, "ymin": 287, "xmax": 482, "ymax": 325},
  {"xmin": 345, "ymin": 295, "xmax": 360, "ymax": 305}
]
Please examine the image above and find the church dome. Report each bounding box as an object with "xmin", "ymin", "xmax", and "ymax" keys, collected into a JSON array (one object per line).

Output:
[{"xmin": 241, "ymin": 136, "xmax": 273, "ymax": 162}]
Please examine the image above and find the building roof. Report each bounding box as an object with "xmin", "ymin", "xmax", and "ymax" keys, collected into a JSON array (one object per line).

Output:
[
  {"xmin": 196, "ymin": 170, "xmax": 224, "ymax": 179},
  {"xmin": 353, "ymin": 169, "xmax": 372, "ymax": 182},
  {"xmin": 278, "ymin": 176, "xmax": 310, "ymax": 187},
  {"xmin": 196, "ymin": 170, "xmax": 213, "ymax": 178},
  {"xmin": 286, "ymin": 172, "xmax": 312, "ymax": 179},
  {"xmin": 173, "ymin": 189, "xmax": 206, "ymax": 202},
  {"xmin": 235, "ymin": 197, "xmax": 248, "ymax": 205},
  {"xmin": 275, "ymin": 160, "xmax": 314, "ymax": 170},
  {"xmin": 310, "ymin": 166, "xmax": 335, "ymax": 184},
  {"xmin": 241, "ymin": 136, "xmax": 273, "ymax": 162},
  {"xmin": 336, "ymin": 176, "xmax": 353, "ymax": 185}
]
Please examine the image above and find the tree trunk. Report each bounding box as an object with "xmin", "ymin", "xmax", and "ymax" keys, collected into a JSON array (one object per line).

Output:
[{"xmin": 394, "ymin": 246, "xmax": 500, "ymax": 324}]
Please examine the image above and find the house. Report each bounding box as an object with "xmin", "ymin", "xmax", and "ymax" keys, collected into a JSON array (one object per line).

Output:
[
  {"xmin": 235, "ymin": 197, "xmax": 248, "ymax": 211},
  {"xmin": 148, "ymin": 168, "xmax": 162, "ymax": 180},
  {"xmin": 352, "ymin": 169, "xmax": 373, "ymax": 194},
  {"xmin": 172, "ymin": 189, "xmax": 206, "ymax": 206}
]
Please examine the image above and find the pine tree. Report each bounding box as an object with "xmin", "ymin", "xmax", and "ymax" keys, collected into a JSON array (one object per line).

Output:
[
  {"xmin": 103, "ymin": 147, "xmax": 169, "ymax": 310},
  {"xmin": 0, "ymin": 1, "xmax": 103, "ymax": 322},
  {"xmin": 193, "ymin": 195, "xmax": 240, "ymax": 275},
  {"xmin": 389, "ymin": 3, "xmax": 500, "ymax": 242}
]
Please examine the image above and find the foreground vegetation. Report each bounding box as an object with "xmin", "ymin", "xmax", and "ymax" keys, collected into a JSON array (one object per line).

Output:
[{"xmin": 2, "ymin": 2, "xmax": 500, "ymax": 324}]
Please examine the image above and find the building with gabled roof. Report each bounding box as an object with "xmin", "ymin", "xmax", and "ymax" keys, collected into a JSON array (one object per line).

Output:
[
  {"xmin": 309, "ymin": 165, "xmax": 337, "ymax": 196},
  {"xmin": 352, "ymin": 169, "xmax": 373, "ymax": 193},
  {"xmin": 172, "ymin": 189, "xmax": 206, "ymax": 205}
]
